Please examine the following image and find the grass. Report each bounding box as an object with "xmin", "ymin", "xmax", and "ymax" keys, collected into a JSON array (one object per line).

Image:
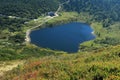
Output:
[
  {"xmin": 23, "ymin": 12, "xmax": 78, "ymax": 32},
  {"xmin": 0, "ymin": 44, "xmax": 67, "ymax": 61},
  {"xmin": 1, "ymin": 45, "xmax": 120, "ymax": 80},
  {"xmin": 45, "ymin": 12, "xmax": 78, "ymax": 27},
  {"xmin": 80, "ymin": 21, "xmax": 120, "ymax": 51}
]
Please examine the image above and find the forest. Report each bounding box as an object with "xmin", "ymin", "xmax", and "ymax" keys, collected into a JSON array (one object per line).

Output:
[
  {"xmin": 0, "ymin": 0, "xmax": 60, "ymax": 19},
  {"xmin": 64, "ymin": 0, "xmax": 120, "ymax": 26}
]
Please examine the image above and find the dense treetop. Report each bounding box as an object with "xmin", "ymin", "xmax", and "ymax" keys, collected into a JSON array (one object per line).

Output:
[
  {"xmin": 0, "ymin": 0, "xmax": 59, "ymax": 19},
  {"xmin": 64, "ymin": 0, "xmax": 120, "ymax": 23}
]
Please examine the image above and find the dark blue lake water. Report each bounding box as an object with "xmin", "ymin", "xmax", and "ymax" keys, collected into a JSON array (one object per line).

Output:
[{"xmin": 30, "ymin": 22, "xmax": 95, "ymax": 52}]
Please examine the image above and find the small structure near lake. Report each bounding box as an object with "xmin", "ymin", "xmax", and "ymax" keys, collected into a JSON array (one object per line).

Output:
[{"xmin": 48, "ymin": 12, "xmax": 56, "ymax": 17}]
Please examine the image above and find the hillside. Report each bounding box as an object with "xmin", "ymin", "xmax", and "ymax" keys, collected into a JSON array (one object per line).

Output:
[
  {"xmin": 64, "ymin": 0, "xmax": 120, "ymax": 26},
  {"xmin": 0, "ymin": 0, "xmax": 120, "ymax": 79},
  {"xmin": 1, "ymin": 45, "xmax": 120, "ymax": 80}
]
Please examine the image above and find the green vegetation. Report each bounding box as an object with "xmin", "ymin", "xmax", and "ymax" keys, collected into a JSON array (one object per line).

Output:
[
  {"xmin": 0, "ymin": 44, "xmax": 66, "ymax": 61},
  {"xmin": 64, "ymin": 0, "xmax": 120, "ymax": 50},
  {"xmin": 0, "ymin": 12, "xmax": 76, "ymax": 61},
  {"xmin": 45, "ymin": 12, "xmax": 78, "ymax": 27},
  {"xmin": 1, "ymin": 45, "xmax": 120, "ymax": 80},
  {"xmin": 0, "ymin": 0, "xmax": 59, "ymax": 19},
  {"xmin": 0, "ymin": 0, "xmax": 120, "ymax": 79},
  {"xmin": 80, "ymin": 22, "xmax": 120, "ymax": 51},
  {"xmin": 64, "ymin": 0, "xmax": 120, "ymax": 24}
]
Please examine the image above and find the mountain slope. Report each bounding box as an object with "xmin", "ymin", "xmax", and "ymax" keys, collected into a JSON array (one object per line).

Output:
[{"xmin": 1, "ymin": 45, "xmax": 120, "ymax": 80}]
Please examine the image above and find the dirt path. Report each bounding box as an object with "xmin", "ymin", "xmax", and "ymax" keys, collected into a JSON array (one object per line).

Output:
[{"xmin": 0, "ymin": 14, "xmax": 29, "ymax": 20}]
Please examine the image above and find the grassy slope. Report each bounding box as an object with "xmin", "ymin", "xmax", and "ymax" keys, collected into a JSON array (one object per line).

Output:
[
  {"xmin": 80, "ymin": 22, "xmax": 120, "ymax": 51},
  {"xmin": 1, "ymin": 45, "xmax": 120, "ymax": 80}
]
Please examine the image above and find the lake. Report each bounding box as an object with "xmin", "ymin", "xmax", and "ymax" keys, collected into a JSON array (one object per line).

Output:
[{"xmin": 30, "ymin": 22, "xmax": 95, "ymax": 52}]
